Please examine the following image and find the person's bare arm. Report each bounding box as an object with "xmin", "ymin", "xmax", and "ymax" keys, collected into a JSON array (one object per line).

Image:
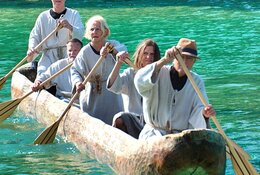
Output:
[{"xmin": 107, "ymin": 51, "xmax": 129, "ymax": 88}]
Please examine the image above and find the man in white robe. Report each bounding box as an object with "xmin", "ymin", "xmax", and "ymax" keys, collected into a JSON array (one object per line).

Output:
[
  {"xmin": 32, "ymin": 38, "xmax": 83, "ymax": 104},
  {"xmin": 27, "ymin": 0, "xmax": 84, "ymax": 79},
  {"xmin": 134, "ymin": 38, "xmax": 215, "ymax": 139}
]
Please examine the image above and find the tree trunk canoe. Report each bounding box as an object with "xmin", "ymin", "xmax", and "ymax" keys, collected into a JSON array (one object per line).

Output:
[{"xmin": 10, "ymin": 66, "xmax": 226, "ymax": 175}]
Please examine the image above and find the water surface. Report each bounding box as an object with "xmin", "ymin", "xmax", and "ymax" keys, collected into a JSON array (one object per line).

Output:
[{"xmin": 0, "ymin": 1, "xmax": 259, "ymax": 174}]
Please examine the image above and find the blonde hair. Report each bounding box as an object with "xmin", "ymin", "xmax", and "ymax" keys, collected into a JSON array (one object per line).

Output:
[
  {"xmin": 133, "ymin": 39, "xmax": 161, "ymax": 69},
  {"xmin": 84, "ymin": 15, "xmax": 110, "ymax": 40}
]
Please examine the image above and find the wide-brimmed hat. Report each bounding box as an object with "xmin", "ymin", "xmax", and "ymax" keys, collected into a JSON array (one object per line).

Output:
[{"xmin": 177, "ymin": 38, "xmax": 200, "ymax": 59}]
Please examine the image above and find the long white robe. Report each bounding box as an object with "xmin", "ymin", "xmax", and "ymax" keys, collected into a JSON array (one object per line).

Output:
[
  {"xmin": 28, "ymin": 7, "xmax": 85, "ymax": 77},
  {"xmin": 134, "ymin": 63, "xmax": 207, "ymax": 139},
  {"xmin": 71, "ymin": 40, "xmax": 126, "ymax": 125},
  {"xmin": 107, "ymin": 68, "xmax": 145, "ymax": 138},
  {"xmin": 107, "ymin": 68, "xmax": 142, "ymax": 115}
]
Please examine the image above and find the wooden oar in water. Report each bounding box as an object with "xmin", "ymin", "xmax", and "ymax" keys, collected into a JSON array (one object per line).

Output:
[
  {"xmin": 34, "ymin": 44, "xmax": 115, "ymax": 145},
  {"xmin": 0, "ymin": 24, "xmax": 63, "ymax": 90},
  {"xmin": 0, "ymin": 61, "xmax": 73, "ymax": 122},
  {"xmin": 174, "ymin": 50, "xmax": 258, "ymax": 175}
]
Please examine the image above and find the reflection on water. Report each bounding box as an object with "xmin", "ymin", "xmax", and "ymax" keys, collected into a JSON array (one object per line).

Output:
[
  {"xmin": 1, "ymin": 150, "xmax": 115, "ymax": 174},
  {"xmin": 0, "ymin": 116, "xmax": 115, "ymax": 174}
]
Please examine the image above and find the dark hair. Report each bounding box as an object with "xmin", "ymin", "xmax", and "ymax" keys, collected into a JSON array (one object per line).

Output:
[
  {"xmin": 67, "ymin": 38, "xmax": 83, "ymax": 48},
  {"xmin": 133, "ymin": 39, "xmax": 161, "ymax": 69}
]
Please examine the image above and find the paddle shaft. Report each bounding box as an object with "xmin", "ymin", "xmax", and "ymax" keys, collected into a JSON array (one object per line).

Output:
[
  {"xmin": 34, "ymin": 54, "xmax": 107, "ymax": 144},
  {"xmin": 1, "ymin": 24, "xmax": 63, "ymax": 83},
  {"xmin": 25, "ymin": 61, "xmax": 74, "ymax": 100},
  {"xmin": 175, "ymin": 52, "xmax": 258, "ymax": 175},
  {"xmin": 58, "ymin": 55, "xmax": 106, "ymax": 122},
  {"xmin": 0, "ymin": 61, "xmax": 73, "ymax": 122},
  {"xmin": 123, "ymin": 58, "xmax": 137, "ymax": 70}
]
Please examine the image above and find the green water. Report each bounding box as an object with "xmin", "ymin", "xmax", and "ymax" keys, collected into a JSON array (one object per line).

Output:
[{"xmin": 0, "ymin": 1, "xmax": 259, "ymax": 174}]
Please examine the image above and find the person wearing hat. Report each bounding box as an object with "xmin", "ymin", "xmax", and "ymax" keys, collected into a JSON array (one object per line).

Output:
[{"xmin": 134, "ymin": 38, "xmax": 215, "ymax": 139}]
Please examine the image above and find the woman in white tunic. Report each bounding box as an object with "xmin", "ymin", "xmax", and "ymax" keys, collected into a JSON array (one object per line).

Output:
[
  {"xmin": 107, "ymin": 39, "xmax": 161, "ymax": 138},
  {"xmin": 134, "ymin": 38, "xmax": 215, "ymax": 140},
  {"xmin": 31, "ymin": 38, "xmax": 83, "ymax": 104},
  {"xmin": 71, "ymin": 15, "xmax": 126, "ymax": 125},
  {"xmin": 27, "ymin": 0, "xmax": 85, "ymax": 78}
]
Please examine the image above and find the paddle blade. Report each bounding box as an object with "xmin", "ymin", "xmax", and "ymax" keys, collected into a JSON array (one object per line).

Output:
[
  {"xmin": 226, "ymin": 145, "xmax": 231, "ymax": 159},
  {"xmin": 226, "ymin": 143, "xmax": 251, "ymax": 161},
  {"xmin": 227, "ymin": 143, "xmax": 259, "ymax": 175},
  {"xmin": 34, "ymin": 121, "xmax": 60, "ymax": 145},
  {"xmin": 0, "ymin": 98, "xmax": 21, "ymax": 122},
  {"xmin": 227, "ymin": 137, "xmax": 251, "ymax": 160},
  {"xmin": 0, "ymin": 77, "xmax": 7, "ymax": 90}
]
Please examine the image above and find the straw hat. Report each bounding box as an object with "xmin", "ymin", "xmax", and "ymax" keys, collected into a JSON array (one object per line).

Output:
[{"xmin": 177, "ymin": 38, "xmax": 200, "ymax": 59}]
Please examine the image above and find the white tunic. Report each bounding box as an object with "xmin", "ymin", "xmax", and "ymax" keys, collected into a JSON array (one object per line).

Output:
[
  {"xmin": 37, "ymin": 58, "xmax": 72, "ymax": 100},
  {"xmin": 28, "ymin": 7, "xmax": 85, "ymax": 77},
  {"xmin": 107, "ymin": 68, "xmax": 142, "ymax": 115},
  {"xmin": 71, "ymin": 40, "xmax": 126, "ymax": 125},
  {"xmin": 134, "ymin": 63, "xmax": 207, "ymax": 139}
]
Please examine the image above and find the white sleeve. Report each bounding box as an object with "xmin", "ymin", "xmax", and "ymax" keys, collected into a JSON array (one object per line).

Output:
[
  {"xmin": 71, "ymin": 51, "xmax": 86, "ymax": 86},
  {"xmin": 107, "ymin": 68, "xmax": 131, "ymax": 95},
  {"xmin": 134, "ymin": 63, "xmax": 157, "ymax": 97},
  {"xmin": 70, "ymin": 10, "xmax": 85, "ymax": 40},
  {"xmin": 28, "ymin": 13, "xmax": 44, "ymax": 50}
]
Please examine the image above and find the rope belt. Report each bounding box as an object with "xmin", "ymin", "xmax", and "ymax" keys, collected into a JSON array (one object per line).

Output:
[
  {"xmin": 43, "ymin": 45, "xmax": 66, "ymax": 51},
  {"xmin": 43, "ymin": 46, "xmax": 66, "ymax": 59}
]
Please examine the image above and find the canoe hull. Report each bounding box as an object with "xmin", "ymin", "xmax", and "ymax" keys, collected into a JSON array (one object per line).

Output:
[{"xmin": 11, "ymin": 67, "xmax": 226, "ymax": 175}]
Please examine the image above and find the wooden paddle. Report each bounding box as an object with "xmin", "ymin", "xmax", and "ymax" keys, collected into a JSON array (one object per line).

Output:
[
  {"xmin": 174, "ymin": 50, "xmax": 252, "ymax": 161},
  {"xmin": 174, "ymin": 49, "xmax": 258, "ymax": 175},
  {"xmin": 0, "ymin": 61, "xmax": 73, "ymax": 122},
  {"xmin": 123, "ymin": 58, "xmax": 137, "ymax": 70},
  {"xmin": 34, "ymin": 44, "xmax": 114, "ymax": 145},
  {"xmin": 0, "ymin": 24, "xmax": 63, "ymax": 90}
]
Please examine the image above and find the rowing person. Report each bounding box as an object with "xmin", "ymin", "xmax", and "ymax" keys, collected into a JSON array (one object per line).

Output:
[
  {"xmin": 107, "ymin": 39, "xmax": 161, "ymax": 138},
  {"xmin": 71, "ymin": 15, "xmax": 126, "ymax": 125},
  {"xmin": 134, "ymin": 38, "xmax": 215, "ymax": 139},
  {"xmin": 32, "ymin": 38, "xmax": 83, "ymax": 104},
  {"xmin": 27, "ymin": 0, "xmax": 85, "ymax": 94}
]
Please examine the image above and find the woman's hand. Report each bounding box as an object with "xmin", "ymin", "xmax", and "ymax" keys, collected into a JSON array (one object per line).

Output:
[
  {"xmin": 116, "ymin": 51, "xmax": 129, "ymax": 64},
  {"xmin": 76, "ymin": 82, "xmax": 85, "ymax": 93},
  {"xmin": 100, "ymin": 42, "xmax": 112, "ymax": 58}
]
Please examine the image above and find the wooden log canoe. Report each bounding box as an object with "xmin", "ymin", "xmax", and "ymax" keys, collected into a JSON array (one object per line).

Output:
[{"xmin": 11, "ymin": 65, "xmax": 226, "ymax": 175}]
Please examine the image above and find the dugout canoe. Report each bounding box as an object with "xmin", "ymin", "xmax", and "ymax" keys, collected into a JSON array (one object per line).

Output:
[{"xmin": 11, "ymin": 64, "xmax": 226, "ymax": 175}]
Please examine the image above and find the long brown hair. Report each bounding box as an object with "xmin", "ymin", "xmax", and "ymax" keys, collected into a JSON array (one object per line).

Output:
[{"xmin": 133, "ymin": 39, "xmax": 161, "ymax": 69}]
